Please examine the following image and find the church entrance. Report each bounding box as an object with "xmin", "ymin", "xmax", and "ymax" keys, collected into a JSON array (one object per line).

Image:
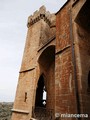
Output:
[
  {"xmin": 34, "ymin": 45, "xmax": 55, "ymax": 119},
  {"xmin": 35, "ymin": 74, "xmax": 47, "ymax": 108}
]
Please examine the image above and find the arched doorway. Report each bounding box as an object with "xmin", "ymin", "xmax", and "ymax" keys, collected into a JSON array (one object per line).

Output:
[
  {"xmin": 75, "ymin": 0, "xmax": 90, "ymax": 32},
  {"xmin": 38, "ymin": 45, "xmax": 55, "ymax": 110},
  {"xmin": 75, "ymin": 0, "xmax": 90, "ymax": 118},
  {"xmin": 35, "ymin": 74, "xmax": 47, "ymax": 108},
  {"xmin": 34, "ymin": 45, "xmax": 55, "ymax": 119}
]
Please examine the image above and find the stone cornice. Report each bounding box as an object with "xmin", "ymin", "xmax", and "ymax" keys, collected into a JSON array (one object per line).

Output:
[
  {"xmin": 12, "ymin": 109, "xmax": 29, "ymax": 114},
  {"xmin": 27, "ymin": 6, "xmax": 51, "ymax": 28}
]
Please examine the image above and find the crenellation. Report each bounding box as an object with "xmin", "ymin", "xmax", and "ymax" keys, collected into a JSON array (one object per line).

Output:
[
  {"xmin": 33, "ymin": 10, "xmax": 39, "ymax": 19},
  {"xmin": 27, "ymin": 6, "xmax": 52, "ymax": 28},
  {"xmin": 50, "ymin": 14, "xmax": 56, "ymax": 27},
  {"xmin": 39, "ymin": 5, "xmax": 46, "ymax": 14},
  {"xmin": 46, "ymin": 11, "xmax": 51, "ymax": 18},
  {"xmin": 27, "ymin": 15, "xmax": 33, "ymax": 27}
]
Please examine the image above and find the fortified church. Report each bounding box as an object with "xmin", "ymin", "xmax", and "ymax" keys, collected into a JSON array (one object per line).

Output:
[{"xmin": 12, "ymin": 0, "xmax": 90, "ymax": 120}]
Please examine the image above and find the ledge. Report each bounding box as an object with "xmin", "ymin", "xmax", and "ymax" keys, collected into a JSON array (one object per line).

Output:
[
  {"xmin": 19, "ymin": 67, "xmax": 35, "ymax": 73},
  {"xmin": 11, "ymin": 109, "xmax": 29, "ymax": 114},
  {"xmin": 55, "ymin": 45, "xmax": 71, "ymax": 55}
]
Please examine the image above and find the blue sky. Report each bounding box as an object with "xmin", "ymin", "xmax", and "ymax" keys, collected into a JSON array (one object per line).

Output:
[{"xmin": 0, "ymin": 0, "xmax": 67, "ymax": 102}]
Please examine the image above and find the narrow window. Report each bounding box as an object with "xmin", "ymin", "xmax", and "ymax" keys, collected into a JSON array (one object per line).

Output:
[
  {"xmin": 42, "ymin": 86, "xmax": 47, "ymax": 107},
  {"xmin": 24, "ymin": 92, "xmax": 27, "ymax": 102},
  {"xmin": 87, "ymin": 71, "xmax": 90, "ymax": 93}
]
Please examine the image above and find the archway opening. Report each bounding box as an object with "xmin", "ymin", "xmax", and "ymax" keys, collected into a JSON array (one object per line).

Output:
[
  {"xmin": 34, "ymin": 45, "xmax": 55, "ymax": 119},
  {"xmin": 35, "ymin": 75, "xmax": 47, "ymax": 108},
  {"xmin": 38, "ymin": 45, "xmax": 55, "ymax": 70},
  {"xmin": 75, "ymin": 0, "xmax": 90, "ymax": 32},
  {"xmin": 75, "ymin": 0, "xmax": 90, "ymax": 116},
  {"xmin": 38, "ymin": 45, "xmax": 55, "ymax": 110}
]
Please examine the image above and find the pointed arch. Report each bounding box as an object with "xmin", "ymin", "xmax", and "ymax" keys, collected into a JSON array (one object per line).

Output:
[
  {"xmin": 75, "ymin": 0, "xmax": 90, "ymax": 32},
  {"xmin": 35, "ymin": 74, "xmax": 47, "ymax": 107}
]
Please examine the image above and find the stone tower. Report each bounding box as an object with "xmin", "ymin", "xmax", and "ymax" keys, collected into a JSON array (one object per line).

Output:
[
  {"xmin": 11, "ymin": 5, "xmax": 56, "ymax": 120},
  {"xmin": 12, "ymin": 0, "xmax": 90, "ymax": 120}
]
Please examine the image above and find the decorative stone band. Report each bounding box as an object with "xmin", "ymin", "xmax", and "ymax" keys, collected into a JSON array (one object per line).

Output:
[
  {"xmin": 11, "ymin": 109, "xmax": 29, "ymax": 114},
  {"xmin": 27, "ymin": 6, "xmax": 51, "ymax": 28}
]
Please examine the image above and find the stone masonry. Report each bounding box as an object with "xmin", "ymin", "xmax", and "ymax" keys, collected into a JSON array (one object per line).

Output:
[{"xmin": 11, "ymin": 0, "xmax": 90, "ymax": 120}]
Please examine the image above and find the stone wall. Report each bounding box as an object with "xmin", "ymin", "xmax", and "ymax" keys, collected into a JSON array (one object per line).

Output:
[
  {"xmin": 55, "ymin": 1, "xmax": 78, "ymax": 117},
  {"xmin": 12, "ymin": 5, "xmax": 56, "ymax": 120}
]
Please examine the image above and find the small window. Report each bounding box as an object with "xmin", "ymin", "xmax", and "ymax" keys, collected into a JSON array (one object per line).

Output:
[
  {"xmin": 42, "ymin": 86, "xmax": 47, "ymax": 107},
  {"xmin": 87, "ymin": 71, "xmax": 90, "ymax": 93},
  {"xmin": 24, "ymin": 92, "xmax": 27, "ymax": 102}
]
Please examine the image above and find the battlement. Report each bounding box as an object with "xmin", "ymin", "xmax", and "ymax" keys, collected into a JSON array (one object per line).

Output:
[{"xmin": 27, "ymin": 6, "xmax": 52, "ymax": 28}]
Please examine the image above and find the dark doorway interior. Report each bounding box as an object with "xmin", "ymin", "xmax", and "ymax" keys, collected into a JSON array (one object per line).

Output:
[
  {"xmin": 75, "ymin": 0, "xmax": 90, "ymax": 32},
  {"xmin": 35, "ymin": 75, "xmax": 47, "ymax": 108}
]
